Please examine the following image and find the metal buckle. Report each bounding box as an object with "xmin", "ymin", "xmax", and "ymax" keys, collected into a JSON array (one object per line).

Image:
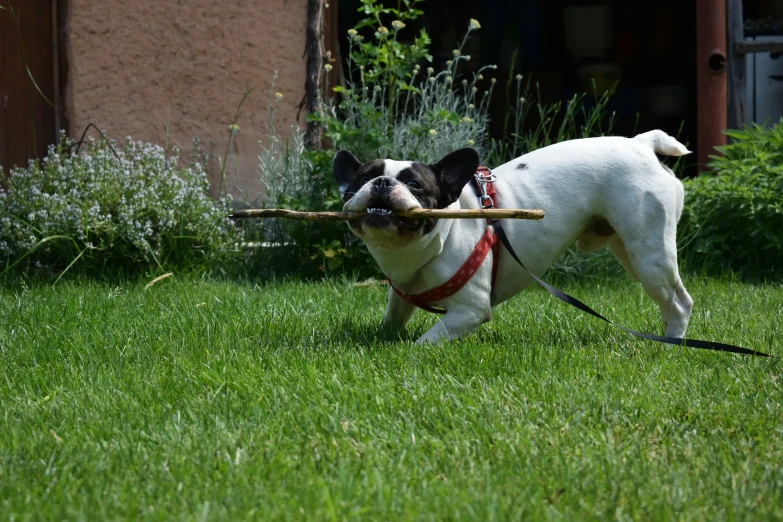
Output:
[
  {"xmin": 475, "ymin": 169, "xmax": 496, "ymax": 209},
  {"xmin": 476, "ymin": 172, "xmax": 497, "ymax": 182}
]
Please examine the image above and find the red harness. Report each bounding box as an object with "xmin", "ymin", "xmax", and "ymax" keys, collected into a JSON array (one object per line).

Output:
[{"xmin": 388, "ymin": 166, "xmax": 500, "ymax": 314}]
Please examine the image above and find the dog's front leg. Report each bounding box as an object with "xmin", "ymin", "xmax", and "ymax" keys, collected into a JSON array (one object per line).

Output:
[
  {"xmin": 416, "ymin": 306, "xmax": 490, "ymax": 343},
  {"xmin": 383, "ymin": 288, "xmax": 417, "ymax": 327}
]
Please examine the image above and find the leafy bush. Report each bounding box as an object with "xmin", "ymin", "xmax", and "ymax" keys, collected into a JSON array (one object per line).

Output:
[
  {"xmin": 249, "ymin": 0, "xmax": 618, "ymax": 277},
  {"xmin": 0, "ymin": 134, "xmax": 241, "ymax": 277},
  {"xmin": 680, "ymin": 122, "xmax": 783, "ymax": 276}
]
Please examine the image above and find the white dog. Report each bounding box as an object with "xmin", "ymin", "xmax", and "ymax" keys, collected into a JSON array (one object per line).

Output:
[{"xmin": 333, "ymin": 130, "xmax": 693, "ymax": 343}]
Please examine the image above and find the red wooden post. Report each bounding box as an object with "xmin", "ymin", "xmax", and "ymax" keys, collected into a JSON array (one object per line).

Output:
[{"xmin": 696, "ymin": 0, "xmax": 728, "ymax": 172}]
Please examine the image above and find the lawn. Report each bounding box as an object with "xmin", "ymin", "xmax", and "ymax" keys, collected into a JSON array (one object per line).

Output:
[{"xmin": 1, "ymin": 273, "xmax": 781, "ymax": 520}]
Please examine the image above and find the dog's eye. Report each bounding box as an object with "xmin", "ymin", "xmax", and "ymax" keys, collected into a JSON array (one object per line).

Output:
[
  {"xmin": 406, "ymin": 180, "xmax": 421, "ymax": 190},
  {"xmin": 358, "ymin": 175, "xmax": 370, "ymax": 184}
]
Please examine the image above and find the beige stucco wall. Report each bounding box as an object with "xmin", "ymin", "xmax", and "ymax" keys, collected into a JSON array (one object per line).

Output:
[{"xmin": 63, "ymin": 0, "xmax": 307, "ymax": 202}]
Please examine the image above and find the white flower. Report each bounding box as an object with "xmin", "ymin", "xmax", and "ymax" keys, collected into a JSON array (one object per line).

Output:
[
  {"xmin": 467, "ymin": 139, "xmax": 475, "ymax": 146},
  {"xmin": 469, "ymin": 19, "xmax": 481, "ymax": 30},
  {"xmin": 452, "ymin": 49, "xmax": 460, "ymax": 57},
  {"xmin": 429, "ymin": 129, "xmax": 438, "ymax": 136},
  {"xmin": 348, "ymin": 29, "xmax": 358, "ymax": 37},
  {"xmin": 462, "ymin": 117, "xmax": 473, "ymax": 123},
  {"xmin": 377, "ymin": 26, "xmax": 389, "ymax": 35},
  {"xmin": 275, "ymin": 92, "xmax": 283, "ymax": 101},
  {"xmin": 427, "ymin": 67, "xmax": 434, "ymax": 74},
  {"xmin": 324, "ymin": 64, "xmax": 333, "ymax": 72},
  {"xmin": 516, "ymin": 74, "xmax": 523, "ymax": 81},
  {"xmin": 391, "ymin": 20, "xmax": 405, "ymax": 31}
]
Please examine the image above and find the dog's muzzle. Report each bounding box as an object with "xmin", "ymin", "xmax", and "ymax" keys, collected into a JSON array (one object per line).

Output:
[{"xmin": 348, "ymin": 178, "xmax": 423, "ymax": 231}]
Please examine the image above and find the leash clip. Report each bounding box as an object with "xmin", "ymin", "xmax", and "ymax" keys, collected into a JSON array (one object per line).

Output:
[{"xmin": 475, "ymin": 168, "xmax": 497, "ymax": 209}]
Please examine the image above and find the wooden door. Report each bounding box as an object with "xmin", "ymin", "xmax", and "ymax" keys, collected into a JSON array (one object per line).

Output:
[{"xmin": 1, "ymin": 0, "xmax": 58, "ymax": 174}]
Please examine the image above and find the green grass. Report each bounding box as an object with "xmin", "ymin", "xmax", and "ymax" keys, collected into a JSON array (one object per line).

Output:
[{"xmin": 1, "ymin": 273, "xmax": 782, "ymax": 520}]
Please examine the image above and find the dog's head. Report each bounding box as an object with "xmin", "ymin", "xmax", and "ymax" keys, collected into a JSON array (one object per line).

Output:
[{"xmin": 333, "ymin": 148, "xmax": 480, "ymax": 246}]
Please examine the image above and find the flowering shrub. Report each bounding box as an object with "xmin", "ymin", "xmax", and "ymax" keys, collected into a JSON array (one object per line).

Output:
[{"xmin": 0, "ymin": 134, "xmax": 241, "ymax": 275}]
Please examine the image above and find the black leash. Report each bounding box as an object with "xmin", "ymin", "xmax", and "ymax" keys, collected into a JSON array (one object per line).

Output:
[{"xmin": 490, "ymin": 219, "xmax": 777, "ymax": 358}]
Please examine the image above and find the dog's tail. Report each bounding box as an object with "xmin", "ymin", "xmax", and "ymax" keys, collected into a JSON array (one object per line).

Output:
[{"xmin": 633, "ymin": 130, "xmax": 691, "ymax": 156}]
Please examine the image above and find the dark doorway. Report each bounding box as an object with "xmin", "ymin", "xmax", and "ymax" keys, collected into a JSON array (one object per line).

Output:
[
  {"xmin": 338, "ymin": 0, "xmax": 698, "ymax": 176},
  {"xmin": 1, "ymin": 0, "xmax": 60, "ymax": 173}
]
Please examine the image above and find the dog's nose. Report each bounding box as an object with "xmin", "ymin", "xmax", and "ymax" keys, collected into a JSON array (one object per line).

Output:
[{"xmin": 373, "ymin": 176, "xmax": 395, "ymax": 188}]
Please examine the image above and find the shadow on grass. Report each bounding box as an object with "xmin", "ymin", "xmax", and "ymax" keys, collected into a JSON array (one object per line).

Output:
[{"xmin": 317, "ymin": 316, "xmax": 427, "ymax": 348}]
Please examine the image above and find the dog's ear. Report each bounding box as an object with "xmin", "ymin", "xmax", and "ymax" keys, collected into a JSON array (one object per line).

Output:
[
  {"xmin": 333, "ymin": 150, "xmax": 363, "ymax": 195},
  {"xmin": 429, "ymin": 148, "xmax": 480, "ymax": 207}
]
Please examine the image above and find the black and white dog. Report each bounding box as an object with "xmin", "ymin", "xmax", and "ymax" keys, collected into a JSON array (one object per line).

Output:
[{"xmin": 333, "ymin": 130, "xmax": 693, "ymax": 343}]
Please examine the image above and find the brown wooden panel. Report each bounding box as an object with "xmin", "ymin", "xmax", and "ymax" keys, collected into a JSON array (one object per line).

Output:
[{"xmin": 0, "ymin": 0, "xmax": 56, "ymax": 174}]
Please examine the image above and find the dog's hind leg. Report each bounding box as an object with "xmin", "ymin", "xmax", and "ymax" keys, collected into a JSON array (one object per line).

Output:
[
  {"xmin": 605, "ymin": 169, "xmax": 693, "ymax": 338},
  {"xmin": 621, "ymin": 235, "xmax": 693, "ymax": 339}
]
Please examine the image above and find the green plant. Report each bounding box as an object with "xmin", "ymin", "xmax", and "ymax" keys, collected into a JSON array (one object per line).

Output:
[
  {"xmin": 241, "ymin": 84, "xmax": 378, "ymax": 277},
  {"xmin": 348, "ymin": 0, "xmax": 432, "ymax": 121},
  {"xmin": 680, "ymin": 121, "xmax": 783, "ymax": 276},
  {"xmin": 0, "ymin": 133, "xmax": 241, "ymax": 278},
  {"xmin": 311, "ymin": 0, "xmax": 494, "ymax": 163}
]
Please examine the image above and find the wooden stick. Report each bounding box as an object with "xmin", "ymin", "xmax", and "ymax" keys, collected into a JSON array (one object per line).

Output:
[{"xmin": 230, "ymin": 207, "xmax": 545, "ymax": 221}]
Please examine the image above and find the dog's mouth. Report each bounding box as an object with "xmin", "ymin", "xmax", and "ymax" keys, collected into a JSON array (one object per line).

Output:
[{"xmin": 355, "ymin": 203, "xmax": 420, "ymax": 231}]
